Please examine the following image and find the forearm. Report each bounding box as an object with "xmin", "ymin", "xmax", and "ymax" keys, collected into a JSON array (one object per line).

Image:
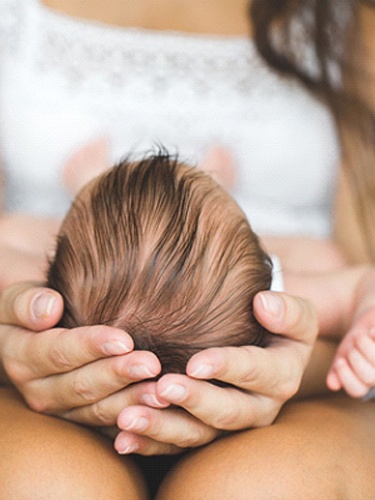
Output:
[
  {"xmin": 283, "ymin": 266, "xmax": 369, "ymax": 340},
  {"xmin": 0, "ymin": 213, "xmax": 61, "ymax": 290},
  {"xmin": 0, "ymin": 213, "xmax": 60, "ymax": 256},
  {"xmin": 262, "ymin": 236, "xmax": 348, "ymax": 272},
  {"xmin": 0, "ymin": 245, "xmax": 46, "ymax": 290}
]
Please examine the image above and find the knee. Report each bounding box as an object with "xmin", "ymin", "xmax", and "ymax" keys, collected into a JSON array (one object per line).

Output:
[
  {"xmin": 158, "ymin": 399, "xmax": 375, "ymax": 499},
  {"xmin": 0, "ymin": 389, "xmax": 147, "ymax": 499},
  {"xmin": 158, "ymin": 431, "xmax": 341, "ymax": 499}
]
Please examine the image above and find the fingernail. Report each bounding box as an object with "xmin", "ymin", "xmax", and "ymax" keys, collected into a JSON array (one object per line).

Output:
[
  {"xmin": 31, "ymin": 292, "xmax": 56, "ymax": 319},
  {"xmin": 259, "ymin": 292, "xmax": 283, "ymax": 319},
  {"xmin": 117, "ymin": 442, "xmax": 139, "ymax": 455},
  {"xmin": 122, "ymin": 417, "xmax": 149, "ymax": 432},
  {"xmin": 141, "ymin": 393, "xmax": 169, "ymax": 408},
  {"xmin": 130, "ymin": 365, "xmax": 157, "ymax": 379},
  {"xmin": 159, "ymin": 383, "xmax": 187, "ymax": 402},
  {"xmin": 189, "ymin": 364, "xmax": 215, "ymax": 378},
  {"xmin": 102, "ymin": 341, "xmax": 131, "ymax": 355}
]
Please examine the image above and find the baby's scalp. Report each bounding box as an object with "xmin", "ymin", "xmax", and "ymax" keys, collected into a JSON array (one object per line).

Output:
[{"xmin": 47, "ymin": 151, "xmax": 273, "ymax": 374}]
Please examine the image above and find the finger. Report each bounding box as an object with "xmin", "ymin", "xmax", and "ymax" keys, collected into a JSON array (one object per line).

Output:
[
  {"xmin": 327, "ymin": 330, "xmax": 356, "ymax": 379},
  {"xmin": 334, "ymin": 358, "xmax": 369, "ymax": 398},
  {"xmin": 156, "ymin": 374, "xmax": 279, "ymax": 429},
  {"xmin": 115, "ymin": 430, "xmax": 182, "ymax": 456},
  {"xmin": 253, "ymin": 291, "xmax": 318, "ymax": 345},
  {"xmin": 347, "ymin": 348, "xmax": 375, "ymax": 386},
  {"xmin": 25, "ymin": 350, "xmax": 161, "ymax": 413},
  {"xmin": 352, "ymin": 328, "xmax": 375, "ymax": 365},
  {"xmin": 326, "ymin": 368, "xmax": 343, "ymax": 391},
  {"xmin": 186, "ymin": 344, "xmax": 302, "ymax": 400},
  {"xmin": 60, "ymin": 381, "xmax": 169, "ymax": 427},
  {"xmin": 117, "ymin": 405, "xmax": 219, "ymax": 449},
  {"xmin": 0, "ymin": 282, "xmax": 64, "ymax": 331},
  {"xmin": 4, "ymin": 325, "xmax": 136, "ymax": 382}
]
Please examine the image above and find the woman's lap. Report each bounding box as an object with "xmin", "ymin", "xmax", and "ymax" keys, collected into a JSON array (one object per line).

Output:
[
  {"xmin": 158, "ymin": 395, "xmax": 375, "ymax": 499},
  {"xmin": 0, "ymin": 386, "xmax": 147, "ymax": 499},
  {"xmin": 1, "ymin": 387, "xmax": 374, "ymax": 499}
]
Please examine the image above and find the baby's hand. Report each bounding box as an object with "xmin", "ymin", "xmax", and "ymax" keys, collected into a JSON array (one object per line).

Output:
[{"xmin": 327, "ymin": 307, "xmax": 375, "ymax": 398}]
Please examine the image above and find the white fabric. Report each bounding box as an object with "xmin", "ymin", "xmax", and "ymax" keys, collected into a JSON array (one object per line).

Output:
[
  {"xmin": 270, "ymin": 255, "xmax": 284, "ymax": 292},
  {"xmin": 0, "ymin": 0, "xmax": 339, "ymax": 237}
]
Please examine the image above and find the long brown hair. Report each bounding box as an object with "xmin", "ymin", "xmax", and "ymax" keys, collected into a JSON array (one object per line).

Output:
[{"xmin": 251, "ymin": 0, "xmax": 375, "ymax": 260}]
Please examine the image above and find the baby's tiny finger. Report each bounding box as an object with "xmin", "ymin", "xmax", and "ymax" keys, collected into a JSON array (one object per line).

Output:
[
  {"xmin": 352, "ymin": 329, "xmax": 375, "ymax": 365},
  {"xmin": 326, "ymin": 368, "xmax": 342, "ymax": 391},
  {"xmin": 347, "ymin": 349, "xmax": 375, "ymax": 386},
  {"xmin": 335, "ymin": 358, "xmax": 369, "ymax": 398}
]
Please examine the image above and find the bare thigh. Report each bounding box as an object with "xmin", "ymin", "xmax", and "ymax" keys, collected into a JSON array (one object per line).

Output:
[
  {"xmin": 157, "ymin": 395, "xmax": 375, "ymax": 499},
  {"xmin": 0, "ymin": 386, "xmax": 148, "ymax": 500}
]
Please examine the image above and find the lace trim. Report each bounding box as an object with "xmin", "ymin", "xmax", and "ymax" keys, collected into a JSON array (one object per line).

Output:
[
  {"xmin": 33, "ymin": 5, "xmax": 279, "ymax": 94},
  {"xmin": 0, "ymin": 0, "xmax": 23, "ymax": 53}
]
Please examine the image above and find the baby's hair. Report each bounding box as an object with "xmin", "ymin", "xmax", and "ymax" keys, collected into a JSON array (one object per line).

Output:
[{"xmin": 47, "ymin": 151, "xmax": 273, "ymax": 374}]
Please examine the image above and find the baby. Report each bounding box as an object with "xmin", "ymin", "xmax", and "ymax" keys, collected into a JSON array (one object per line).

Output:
[{"xmin": 46, "ymin": 151, "xmax": 273, "ymax": 375}]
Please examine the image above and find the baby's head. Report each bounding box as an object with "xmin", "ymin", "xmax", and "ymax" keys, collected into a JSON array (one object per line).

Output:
[{"xmin": 47, "ymin": 151, "xmax": 272, "ymax": 374}]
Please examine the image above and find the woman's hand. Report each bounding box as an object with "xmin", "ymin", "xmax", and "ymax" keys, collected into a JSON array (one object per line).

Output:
[
  {"xmin": 111, "ymin": 291, "xmax": 319, "ymax": 455},
  {"xmin": 0, "ymin": 284, "xmax": 318, "ymax": 456},
  {"xmin": 0, "ymin": 282, "xmax": 162, "ymax": 416}
]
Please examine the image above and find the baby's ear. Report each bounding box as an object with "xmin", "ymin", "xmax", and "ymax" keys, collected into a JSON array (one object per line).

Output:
[
  {"xmin": 199, "ymin": 146, "xmax": 237, "ymax": 191},
  {"xmin": 61, "ymin": 135, "xmax": 111, "ymax": 195}
]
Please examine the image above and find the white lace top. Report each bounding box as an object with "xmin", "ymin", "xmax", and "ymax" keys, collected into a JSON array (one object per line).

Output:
[{"xmin": 0, "ymin": 0, "xmax": 339, "ymax": 236}]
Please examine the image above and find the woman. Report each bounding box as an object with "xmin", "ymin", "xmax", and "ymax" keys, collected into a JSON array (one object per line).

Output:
[{"xmin": 0, "ymin": 0, "xmax": 374, "ymax": 497}]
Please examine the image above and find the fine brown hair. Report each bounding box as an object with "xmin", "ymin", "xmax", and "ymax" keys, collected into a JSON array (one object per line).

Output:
[
  {"xmin": 47, "ymin": 152, "xmax": 272, "ymax": 374},
  {"xmin": 251, "ymin": 0, "xmax": 375, "ymax": 260}
]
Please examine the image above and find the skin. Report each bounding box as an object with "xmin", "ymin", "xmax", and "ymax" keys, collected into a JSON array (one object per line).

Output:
[
  {"xmin": 327, "ymin": 272, "xmax": 375, "ymax": 397},
  {"xmin": 286, "ymin": 266, "xmax": 375, "ymax": 397},
  {"xmin": 157, "ymin": 395, "xmax": 375, "ymax": 499},
  {"xmin": 0, "ymin": 0, "xmax": 374, "ymax": 497},
  {"xmin": 0, "ymin": 386, "xmax": 148, "ymax": 500}
]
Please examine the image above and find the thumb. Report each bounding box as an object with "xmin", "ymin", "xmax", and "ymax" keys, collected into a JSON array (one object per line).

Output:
[
  {"xmin": 0, "ymin": 281, "xmax": 63, "ymax": 331},
  {"xmin": 253, "ymin": 291, "xmax": 318, "ymax": 345}
]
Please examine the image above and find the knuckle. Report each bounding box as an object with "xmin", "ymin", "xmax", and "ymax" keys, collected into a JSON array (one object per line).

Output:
[
  {"xmin": 49, "ymin": 343, "xmax": 74, "ymax": 371},
  {"xmin": 3, "ymin": 358, "xmax": 30, "ymax": 385},
  {"xmin": 211, "ymin": 407, "xmax": 242, "ymax": 430},
  {"xmin": 276, "ymin": 378, "xmax": 300, "ymax": 400},
  {"xmin": 181, "ymin": 426, "xmax": 213, "ymax": 447},
  {"xmin": 237, "ymin": 366, "xmax": 257, "ymax": 387},
  {"xmin": 90, "ymin": 401, "xmax": 114, "ymax": 425},
  {"xmin": 72, "ymin": 375, "xmax": 97, "ymax": 403},
  {"xmin": 177, "ymin": 431, "xmax": 204, "ymax": 448},
  {"xmin": 27, "ymin": 397, "xmax": 49, "ymax": 413},
  {"xmin": 177, "ymin": 436, "xmax": 194, "ymax": 448},
  {"xmin": 25, "ymin": 390, "xmax": 52, "ymax": 414},
  {"xmin": 255, "ymin": 399, "xmax": 279, "ymax": 427}
]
